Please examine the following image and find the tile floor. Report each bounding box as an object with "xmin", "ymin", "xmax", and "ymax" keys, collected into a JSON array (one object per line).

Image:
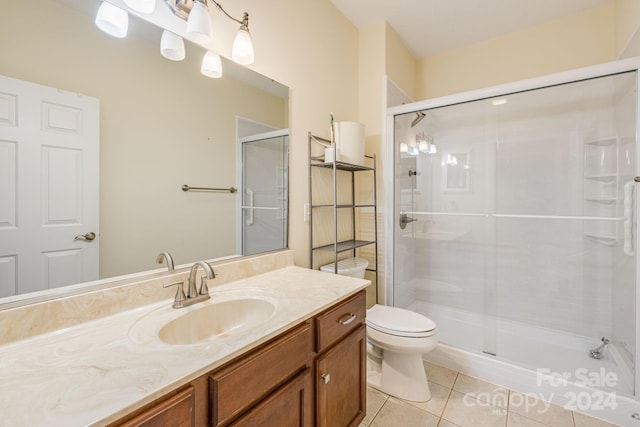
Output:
[{"xmin": 360, "ymin": 361, "xmax": 621, "ymax": 427}]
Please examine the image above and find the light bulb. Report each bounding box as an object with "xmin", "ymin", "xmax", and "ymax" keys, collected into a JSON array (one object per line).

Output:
[
  {"xmin": 186, "ymin": 1, "xmax": 212, "ymax": 44},
  {"xmin": 232, "ymin": 26, "xmax": 254, "ymax": 65},
  {"xmin": 418, "ymin": 139, "xmax": 429, "ymax": 153},
  {"xmin": 123, "ymin": 0, "xmax": 155, "ymax": 14},
  {"xmin": 160, "ymin": 30, "xmax": 185, "ymax": 61},
  {"xmin": 95, "ymin": 2, "xmax": 128, "ymax": 38},
  {"xmin": 201, "ymin": 51, "xmax": 222, "ymax": 78}
]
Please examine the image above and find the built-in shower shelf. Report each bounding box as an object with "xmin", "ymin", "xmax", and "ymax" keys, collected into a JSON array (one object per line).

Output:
[
  {"xmin": 584, "ymin": 137, "xmax": 617, "ymax": 146},
  {"xmin": 583, "ymin": 197, "xmax": 617, "ymax": 203},
  {"xmin": 583, "ymin": 233, "xmax": 619, "ymax": 246},
  {"xmin": 583, "ymin": 174, "xmax": 617, "ymax": 180}
]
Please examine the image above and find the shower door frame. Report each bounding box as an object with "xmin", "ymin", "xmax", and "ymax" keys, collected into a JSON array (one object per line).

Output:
[{"xmin": 384, "ymin": 57, "xmax": 640, "ymax": 401}]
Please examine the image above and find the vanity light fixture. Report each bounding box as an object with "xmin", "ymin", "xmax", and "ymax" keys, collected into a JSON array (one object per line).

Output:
[
  {"xmin": 123, "ymin": 0, "xmax": 156, "ymax": 14},
  {"xmin": 186, "ymin": 0, "xmax": 212, "ymax": 44},
  {"xmin": 231, "ymin": 13, "xmax": 254, "ymax": 65},
  {"xmin": 160, "ymin": 30, "xmax": 186, "ymax": 61},
  {"xmin": 201, "ymin": 50, "xmax": 222, "ymax": 78},
  {"xmin": 165, "ymin": 0, "xmax": 255, "ymax": 65},
  {"xmin": 95, "ymin": 1, "xmax": 129, "ymax": 38}
]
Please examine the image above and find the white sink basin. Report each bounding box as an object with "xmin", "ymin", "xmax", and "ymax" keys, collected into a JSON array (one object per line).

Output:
[{"xmin": 157, "ymin": 298, "xmax": 276, "ymax": 345}]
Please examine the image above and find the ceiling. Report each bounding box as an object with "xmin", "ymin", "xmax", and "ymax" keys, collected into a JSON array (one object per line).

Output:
[{"xmin": 330, "ymin": 0, "xmax": 613, "ymax": 59}]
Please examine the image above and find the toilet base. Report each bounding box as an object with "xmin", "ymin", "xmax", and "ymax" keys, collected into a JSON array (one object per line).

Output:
[{"xmin": 366, "ymin": 351, "xmax": 431, "ymax": 402}]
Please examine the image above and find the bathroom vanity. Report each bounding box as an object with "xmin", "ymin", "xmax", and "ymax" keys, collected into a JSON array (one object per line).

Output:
[
  {"xmin": 112, "ymin": 291, "xmax": 366, "ymax": 427},
  {"xmin": 0, "ymin": 252, "xmax": 368, "ymax": 427}
]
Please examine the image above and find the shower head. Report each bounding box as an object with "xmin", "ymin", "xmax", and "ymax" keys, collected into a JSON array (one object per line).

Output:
[{"xmin": 411, "ymin": 111, "xmax": 426, "ymax": 128}]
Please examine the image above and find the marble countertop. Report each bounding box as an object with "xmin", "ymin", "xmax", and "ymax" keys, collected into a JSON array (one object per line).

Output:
[{"xmin": 0, "ymin": 266, "xmax": 369, "ymax": 427}]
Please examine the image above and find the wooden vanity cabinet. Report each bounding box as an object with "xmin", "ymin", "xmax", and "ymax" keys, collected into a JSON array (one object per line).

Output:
[
  {"xmin": 314, "ymin": 291, "xmax": 367, "ymax": 427},
  {"xmin": 113, "ymin": 386, "xmax": 196, "ymax": 427},
  {"xmin": 110, "ymin": 291, "xmax": 366, "ymax": 427},
  {"xmin": 209, "ymin": 322, "xmax": 312, "ymax": 427}
]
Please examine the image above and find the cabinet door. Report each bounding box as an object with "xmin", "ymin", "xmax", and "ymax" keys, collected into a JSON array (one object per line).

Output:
[
  {"xmin": 116, "ymin": 386, "xmax": 194, "ymax": 427},
  {"xmin": 315, "ymin": 325, "xmax": 366, "ymax": 427},
  {"xmin": 210, "ymin": 323, "xmax": 311, "ymax": 426},
  {"xmin": 230, "ymin": 369, "xmax": 312, "ymax": 427}
]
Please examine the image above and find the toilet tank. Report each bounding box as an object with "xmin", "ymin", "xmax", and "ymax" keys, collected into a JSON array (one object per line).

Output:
[{"xmin": 320, "ymin": 257, "xmax": 368, "ymax": 279}]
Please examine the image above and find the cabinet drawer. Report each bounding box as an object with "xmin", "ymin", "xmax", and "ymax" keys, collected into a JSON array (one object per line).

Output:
[
  {"xmin": 209, "ymin": 322, "xmax": 311, "ymax": 426},
  {"xmin": 315, "ymin": 291, "xmax": 365, "ymax": 353},
  {"xmin": 116, "ymin": 386, "xmax": 194, "ymax": 427},
  {"xmin": 229, "ymin": 369, "xmax": 312, "ymax": 427}
]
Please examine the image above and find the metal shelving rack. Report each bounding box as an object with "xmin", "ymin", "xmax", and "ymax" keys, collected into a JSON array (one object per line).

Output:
[{"xmin": 308, "ymin": 132, "xmax": 378, "ymax": 303}]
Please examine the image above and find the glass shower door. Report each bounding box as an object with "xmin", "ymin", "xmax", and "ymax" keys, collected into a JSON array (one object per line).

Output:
[
  {"xmin": 392, "ymin": 70, "xmax": 637, "ymax": 395},
  {"xmin": 393, "ymin": 99, "xmax": 498, "ymax": 357},
  {"xmin": 241, "ymin": 130, "xmax": 289, "ymax": 256}
]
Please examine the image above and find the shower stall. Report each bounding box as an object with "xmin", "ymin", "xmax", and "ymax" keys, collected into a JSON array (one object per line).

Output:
[{"xmin": 386, "ymin": 59, "xmax": 640, "ymax": 413}]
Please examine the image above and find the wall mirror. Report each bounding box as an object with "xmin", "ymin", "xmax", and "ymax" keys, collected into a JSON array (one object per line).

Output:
[{"xmin": 0, "ymin": 0, "xmax": 289, "ymax": 304}]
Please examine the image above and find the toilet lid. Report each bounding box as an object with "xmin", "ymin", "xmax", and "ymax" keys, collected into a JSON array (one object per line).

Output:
[{"xmin": 366, "ymin": 304, "xmax": 436, "ymax": 337}]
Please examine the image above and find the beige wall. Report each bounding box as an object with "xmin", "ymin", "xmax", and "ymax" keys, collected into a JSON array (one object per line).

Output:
[
  {"xmin": 416, "ymin": 3, "xmax": 617, "ymax": 99},
  {"xmin": 384, "ymin": 23, "xmax": 418, "ymax": 100},
  {"xmin": 616, "ymin": 0, "xmax": 640, "ymax": 56},
  {"xmin": 616, "ymin": 0, "xmax": 640, "ymax": 57},
  {"xmin": 1, "ymin": 0, "xmax": 286, "ymax": 278}
]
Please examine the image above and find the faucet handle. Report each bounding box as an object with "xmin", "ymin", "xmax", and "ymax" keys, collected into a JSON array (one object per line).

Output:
[
  {"xmin": 164, "ymin": 281, "xmax": 186, "ymax": 309},
  {"xmin": 199, "ymin": 276, "xmax": 209, "ymax": 296}
]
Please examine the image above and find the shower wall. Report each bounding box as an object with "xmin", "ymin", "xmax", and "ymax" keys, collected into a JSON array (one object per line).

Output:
[{"xmin": 393, "ymin": 70, "xmax": 638, "ymax": 394}]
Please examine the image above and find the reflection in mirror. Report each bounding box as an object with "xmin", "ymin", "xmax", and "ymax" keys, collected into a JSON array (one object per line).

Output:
[{"xmin": 0, "ymin": 0, "xmax": 289, "ymax": 301}]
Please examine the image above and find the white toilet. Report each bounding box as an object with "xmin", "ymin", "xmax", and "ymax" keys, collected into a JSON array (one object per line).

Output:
[{"xmin": 365, "ymin": 304, "xmax": 437, "ymax": 402}]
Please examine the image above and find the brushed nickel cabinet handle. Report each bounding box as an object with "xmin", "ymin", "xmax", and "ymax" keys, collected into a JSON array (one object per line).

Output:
[
  {"xmin": 338, "ymin": 313, "xmax": 357, "ymax": 325},
  {"xmin": 321, "ymin": 373, "xmax": 331, "ymax": 384}
]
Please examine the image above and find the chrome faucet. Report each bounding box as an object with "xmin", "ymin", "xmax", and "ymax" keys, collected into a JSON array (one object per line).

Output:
[
  {"xmin": 156, "ymin": 251, "xmax": 175, "ymax": 271},
  {"xmin": 163, "ymin": 260, "xmax": 216, "ymax": 309}
]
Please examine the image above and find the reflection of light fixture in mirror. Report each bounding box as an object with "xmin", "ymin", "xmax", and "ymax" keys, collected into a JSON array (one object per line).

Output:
[
  {"xmin": 160, "ymin": 30, "xmax": 186, "ymax": 61},
  {"xmin": 95, "ymin": 1, "xmax": 129, "ymax": 38},
  {"xmin": 400, "ymin": 142, "xmax": 409, "ymax": 153},
  {"xmin": 124, "ymin": 0, "xmax": 156, "ymax": 14},
  {"xmin": 186, "ymin": 0, "xmax": 212, "ymax": 44},
  {"xmin": 417, "ymin": 133, "xmax": 437, "ymax": 154},
  {"xmin": 444, "ymin": 154, "xmax": 458, "ymax": 166},
  {"xmin": 201, "ymin": 51, "xmax": 222, "ymax": 78},
  {"xmin": 165, "ymin": 0, "xmax": 255, "ymax": 65}
]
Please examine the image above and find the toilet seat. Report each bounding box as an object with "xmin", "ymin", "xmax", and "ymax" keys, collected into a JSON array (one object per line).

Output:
[{"xmin": 366, "ymin": 304, "xmax": 436, "ymax": 338}]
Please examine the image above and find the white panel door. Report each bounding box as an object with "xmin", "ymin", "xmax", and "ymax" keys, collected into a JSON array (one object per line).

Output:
[{"xmin": 0, "ymin": 75, "xmax": 99, "ymax": 297}]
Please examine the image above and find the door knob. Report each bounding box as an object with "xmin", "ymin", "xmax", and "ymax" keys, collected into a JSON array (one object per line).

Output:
[{"xmin": 74, "ymin": 232, "xmax": 96, "ymax": 241}]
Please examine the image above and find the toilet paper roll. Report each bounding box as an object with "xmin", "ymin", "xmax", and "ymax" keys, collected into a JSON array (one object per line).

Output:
[{"xmin": 334, "ymin": 121, "xmax": 365, "ymax": 166}]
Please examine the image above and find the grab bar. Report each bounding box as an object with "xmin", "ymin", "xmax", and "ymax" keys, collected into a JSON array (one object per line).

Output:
[
  {"xmin": 404, "ymin": 211, "xmax": 488, "ymax": 217},
  {"xmin": 624, "ymin": 181, "xmax": 635, "ymax": 256},
  {"xmin": 406, "ymin": 211, "xmax": 626, "ymax": 221},
  {"xmin": 182, "ymin": 184, "xmax": 237, "ymax": 193},
  {"xmin": 493, "ymin": 214, "xmax": 625, "ymax": 221}
]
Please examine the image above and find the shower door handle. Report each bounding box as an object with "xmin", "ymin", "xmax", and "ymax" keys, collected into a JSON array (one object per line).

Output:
[{"xmin": 400, "ymin": 212, "xmax": 417, "ymax": 230}]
